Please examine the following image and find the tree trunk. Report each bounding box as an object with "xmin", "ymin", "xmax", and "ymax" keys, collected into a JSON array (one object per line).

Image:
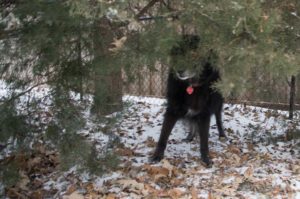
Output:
[
  {"xmin": 92, "ymin": 18, "xmax": 123, "ymax": 116},
  {"xmin": 289, "ymin": 75, "xmax": 296, "ymax": 119}
]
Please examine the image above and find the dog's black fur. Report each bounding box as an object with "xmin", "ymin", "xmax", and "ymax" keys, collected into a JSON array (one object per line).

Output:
[{"xmin": 151, "ymin": 35, "xmax": 225, "ymax": 167}]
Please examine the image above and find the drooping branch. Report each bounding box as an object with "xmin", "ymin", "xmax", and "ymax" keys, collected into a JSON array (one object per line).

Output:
[
  {"xmin": 135, "ymin": 0, "xmax": 162, "ymax": 19},
  {"xmin": 0, "ymin": 81, "xmax": 49, "ymax": 104},
  {"xmin": 137, "ymin": 11, "xmax": 181, "ymax": 21}
]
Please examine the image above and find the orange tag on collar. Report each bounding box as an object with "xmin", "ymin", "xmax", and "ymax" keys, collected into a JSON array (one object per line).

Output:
[{"xmin": 186, "ymin": 86, "xmax": 194, "ymax": 95}]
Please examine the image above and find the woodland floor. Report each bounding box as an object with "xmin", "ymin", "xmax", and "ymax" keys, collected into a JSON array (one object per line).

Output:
[{"xmin": 1, "ymin": 90, "xmax": 300, "ymax": 199}]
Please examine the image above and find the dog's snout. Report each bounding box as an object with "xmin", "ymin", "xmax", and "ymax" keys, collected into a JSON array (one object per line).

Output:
[{"xmin": 176, "ymin": 70, "xmax": 196, "ymax": 81}]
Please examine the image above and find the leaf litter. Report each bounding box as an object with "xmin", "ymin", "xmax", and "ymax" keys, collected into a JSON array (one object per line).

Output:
[{"xmin": 0, "ymin": 86, "xmax": 300, "ymax": 198}]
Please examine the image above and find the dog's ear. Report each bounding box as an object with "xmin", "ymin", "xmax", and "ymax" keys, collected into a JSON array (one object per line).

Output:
[
  {"xmin": 182, "ymin": 34, "xmax": 200, "ymax": 50},
  {"xmin": 170, "ymin": 34, "xmax": 201, "ymax": 56},
  {"xmin": 170, "ymin": 45, "xmax": 185, "ymax": 56}
]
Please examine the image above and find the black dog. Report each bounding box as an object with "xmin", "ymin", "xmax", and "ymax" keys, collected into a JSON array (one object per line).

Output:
[{"xmin": 151, "ymin": 35, "xmax": 225, "ymax": 167}]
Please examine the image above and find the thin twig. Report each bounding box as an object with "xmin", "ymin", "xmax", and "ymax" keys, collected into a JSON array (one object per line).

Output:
[{"xmin": 0, "ymin": 81, "xmax": 48, "ymax": 104}]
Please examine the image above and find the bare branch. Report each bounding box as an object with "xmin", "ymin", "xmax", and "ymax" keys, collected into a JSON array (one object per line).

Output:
[
  {"xmin": 135, "ymin": 0, "xmax": 162, "ymax": 19},
  {"xmin": 0, "ymin": 81, "xmax": 49, "ymax": 104}
]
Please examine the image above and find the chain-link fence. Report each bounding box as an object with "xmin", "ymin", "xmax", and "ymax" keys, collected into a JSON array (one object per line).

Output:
[{"xmin": 123, "ymin": 66, "xmax": 300, "ymax": 110}]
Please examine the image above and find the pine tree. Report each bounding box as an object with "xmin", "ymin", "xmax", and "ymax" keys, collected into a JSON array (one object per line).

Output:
[{"xmin": 0, "ymin": 0, "xmax": 125, "ymax": 186}]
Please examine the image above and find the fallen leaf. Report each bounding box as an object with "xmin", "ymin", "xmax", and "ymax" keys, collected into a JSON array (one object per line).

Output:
[
  {"xmin": 191, "ymin": 187, "xmax": 198, "ymax": 199},
  {"xmin": 168, "ymin": 188, "xmax": 184, "ymax": 199},
  {"xmin": 243, "ymin": 166, "xmax": 253, "ymax": 179},
  {"xmin": 117, "ymin": 179, "xmax": 145, "ymax": 191},
  {"xmin": 291, "ymin": 165, "xmax": 300, "ymax": 174},
  {"xmin": 230, "ymin": 153, "xmax": 241, "ymax": 165},
  {"xmin": 106, "ymin": 193, "xmax": 116, "ymax": 199},
  {"xmin": 109, "ymin": 36, "xmax": 127, "ymax": 52},
  {"xmin": 144, "ymin": 164, "xmax": 169, "ymax": 178},
  {"xmin": 63, "ymin": 191, "xmax": 84, "ymax": 199},
  {"xmin": 145, "ymin": 137, "xmax": 156, "ymax": 147},
  {"xmin": 116, "ymin": 147, "xmax": 135, "ymax": 156},
  {"xmin": 228, "ymin": 145, "xmax": 241, "ymax": 155},
  {"xmin": 208, "ymin": 191, "xmax": 215, "ymax": 199},
  {"xmin": 65, "ymin": 184, "xmax": 77, "ymax": 195},
  {"xmin": 214, "ymin": 186, "xmax": 237, "ymax": 197},
  {"xmin": 162, "ymin": 159, "xmax": 175, "ymax": 177},
  {"xmin": 30, "ymin": 190, "xmax": 43, "ymax": 199},
  {"xmin": 27, "ymin": 156, "xmax": 42, "ymax": 169},
  {"xmin": 17, "ymin": 171, "xmax": 30, "ymax": 190},
  {"xmin": 171, "ymin": 178, "xmax": 184, "ymax": 186},
  {"xmin": 6, "ymin": 188, "xmax": 23, "ymax": 199}
]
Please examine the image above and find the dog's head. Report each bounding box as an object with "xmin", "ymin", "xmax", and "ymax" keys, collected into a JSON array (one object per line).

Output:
[{"xmin": 171, "ymin": 34, "xmax": 202, "ymax": 85}]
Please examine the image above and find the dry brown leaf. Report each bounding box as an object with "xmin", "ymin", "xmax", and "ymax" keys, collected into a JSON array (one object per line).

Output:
[
  {"xmin": 162, "ymin": 159, "xmax": 174, "ymax": 177},
  {"xmin": 243, "ymin": 167, "xmax": 253, "ymax": 179},
  {"xmin": 30, "ymin": 191, "xmax": 43, "ymax": 199},
  {"xmin": 291, "ymin": 165, "xmax": 300, "ymax": 174},
  {"xmin": 228, "ymin": 145, "xmax": 241, "ymax": 155},
  {"xmin": 214, "ymin": 186, "xmax": 237, "ymax": 197},
  {"xmin": 116, "ymin": 147, "xmax": 135, "ymax": 156},
  {"xmin": 272, "ymin": 186, "xmax": 281, "ymax": 196},
  {"xmin": 63, "ymin": 191, "xmax": 84, "ymax": 199},
  {"xmin": 145, "ymin": 137, "xmax": 156, "ymax": 148},
  {"xmin": 117, "ymin": 179, "xmax": 145, "ymax": 191},
  {"xmin": 191, "ymin": 187, "xmax": 198, "ymax": 199},
  {"xmin": 106, "ymin": 193, "xmax": 117, "ymax": 199},
  {"xmin": 85, "ymin": 183, "xmax": 94, "ymax": 193},
  {"xmin": 154, "ymin": 174, "xmax": 168, "ymax": 181},
  {"xmin": 171, "ymin": 178, "xmax": 184, "ymax": 186},
  {"xmin": 208, "ymin": 191, "xmax": 215, "ymax": 199},
  {"xmin": 49, "ymin": 154, "xmax": 59, "ymax": 165},
  {"xmin": 109, "ymin": 36, "xmax": 127, "ymax": 52},
  {"xmin": 6, "ymin": 188, "xmax": 24, "ymax": 199},
  {"xmin": 209, "ymin": 151, "xmax": 219, "ymax": 159},
  {"xmin": 28, "ymin": 156, "xmax": 42, "ymax": 169},
  {"xmin": 17, "ymin": 171, "xmax": 30, "ymax": 190},
  {"xmin": 144, "ymin": 184, "xmax": 160, "ymax": 196},
  {"xmin": 144, "ymin": 164, "xmax": 169, "ymax": 177},
  {"xmin": 247, "ymin": 143, "xmax": 254, "ymax": 151},
  {"xmin": 230, "ymin": 154, "xmax": 241, "ymax": 165},
  {"xmin": 65, "ymin": 184, "xmax": 77, "ymax": 195},
  {"xmin": 241, "ymin": 154, "xmax": 250, "ymax": 163},
  {"xmin": 168, "ymin": 188, "xmax": 184, "ymax": 199}
]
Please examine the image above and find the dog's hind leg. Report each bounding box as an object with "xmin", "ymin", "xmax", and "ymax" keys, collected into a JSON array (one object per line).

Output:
[
  {"xmin": 198, "ymin": 115, "xmax": 212, "ymax": 167},
  {"xmin": 151, "ymin": 111, "xmax": 178, "ymax": 162},
  {"xmin": 215, "ymin": 105, "xmax": 226, "ymax": 139},
  {"xmin": 183, "ymin": 120, "xmax": 197, "ymax": 142}
]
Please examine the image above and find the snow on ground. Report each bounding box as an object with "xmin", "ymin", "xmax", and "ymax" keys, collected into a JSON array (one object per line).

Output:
[
  {"xmin": 0, "ymin": 82, "xmax": 300, "ymax": 198},
  {"xmin": 91, "ymin": 95, "xmax": 300, "ymax": 199}
]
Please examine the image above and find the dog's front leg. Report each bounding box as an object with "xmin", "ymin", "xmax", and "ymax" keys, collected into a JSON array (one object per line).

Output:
[
  {"xmin": 151, "ymin": 111, "xmax": 178, "ymax": 162},
  {"xmin": 198, "ymin": 115, "xmax": 212, "ymax": 167},
  {"xmin": 215, "ymin": 105, "xmax": 226, "ymax": 139}
]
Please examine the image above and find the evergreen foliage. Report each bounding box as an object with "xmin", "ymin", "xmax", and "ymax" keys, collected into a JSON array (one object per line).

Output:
[
  {"xmin": 0, "ymin": 0, "xmax": 299, "ymax": 189},
  {"xmin": 0, "ymin": 0, "xmax": 124, "ymax": 186}
]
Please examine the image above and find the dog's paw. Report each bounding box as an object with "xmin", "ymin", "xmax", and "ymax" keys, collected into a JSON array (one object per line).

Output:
[
  {"xmin": 182, "ymin": 137, "xmax": 194, "ymax": 142},
  {"xmin": 219, "ymin": 135, "xmax": 227, "ymax": 141},
  {"xmin": 201, "ymin": 156, "xmax": 213, "ymax": 168},
  {"xmin": 150, "ymin": 153, "xmax": 164, "ymax": 163}
]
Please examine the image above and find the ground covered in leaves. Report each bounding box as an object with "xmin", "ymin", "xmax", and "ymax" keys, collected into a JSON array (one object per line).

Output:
[
  {"xmin": 64, "ymin": 97, "xmax": 300, "ymax": 198},
  {"xmin": 1, "ymin": 93, "xmax": 300, "ymax": 198}
]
